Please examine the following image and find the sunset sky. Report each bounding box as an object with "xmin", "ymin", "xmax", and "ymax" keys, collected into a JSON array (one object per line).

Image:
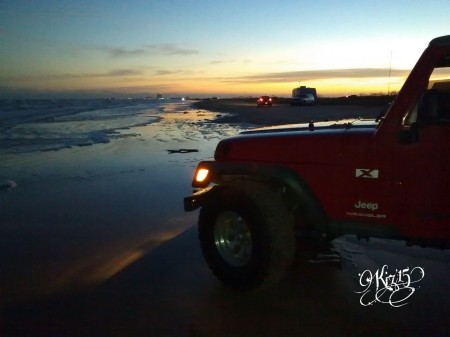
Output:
[{"xmin": 1, "ymin": 0, "xmax": 449, "ymax": 98}]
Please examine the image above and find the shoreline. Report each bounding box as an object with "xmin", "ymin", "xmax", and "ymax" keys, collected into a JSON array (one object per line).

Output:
[
  {"xmin": 0, "ymin": 98, "xmax": 388, "ymax": 303},
  {"xmin": 192, "ymin": 97, "xmax": 390, "ymax": 126}
]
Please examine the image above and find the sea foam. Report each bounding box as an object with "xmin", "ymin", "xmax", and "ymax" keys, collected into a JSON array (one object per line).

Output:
[{"xmin": 0, "ymin": 98, "xmax": 167, "ymax": 154}]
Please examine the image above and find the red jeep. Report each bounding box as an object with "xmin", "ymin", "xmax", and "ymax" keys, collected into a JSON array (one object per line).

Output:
[{"xmin": 184, "ymin": 35, "xmax": 450, "ymax": 290}]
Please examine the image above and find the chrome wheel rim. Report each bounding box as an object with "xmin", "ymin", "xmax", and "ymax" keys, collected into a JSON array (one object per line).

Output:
[{"xmin": 214, "ymin": 211, "xmax": 252, "ymax": 267}]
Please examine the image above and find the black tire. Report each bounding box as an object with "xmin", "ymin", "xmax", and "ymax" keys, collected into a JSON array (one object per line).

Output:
[{"xmin": 198, "ymin": 182, "xmax": 295, "ymax": 290}]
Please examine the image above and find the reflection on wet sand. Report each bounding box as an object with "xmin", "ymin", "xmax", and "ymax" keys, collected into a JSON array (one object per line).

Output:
[
  {"xmin": 50, "ymin": 227, "xmax": 189, "ymax": 294},
  {"xmin": 1, "ymin": 101, "xmax": 234, "ymax": 304},
  {"xmin": 2, "ymin": 101, "xmax": 449, "ymax": 336}
]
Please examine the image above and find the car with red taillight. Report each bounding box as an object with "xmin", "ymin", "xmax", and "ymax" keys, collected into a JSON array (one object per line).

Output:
[{"xmin": 257, "ymin": 95, "xmax": 272, "ymax": 107}]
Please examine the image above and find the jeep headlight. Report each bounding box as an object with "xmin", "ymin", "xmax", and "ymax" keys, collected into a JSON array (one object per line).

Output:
[{"xmin": 195, "ymin": 168, "xmax": 209, "ymax": 183}]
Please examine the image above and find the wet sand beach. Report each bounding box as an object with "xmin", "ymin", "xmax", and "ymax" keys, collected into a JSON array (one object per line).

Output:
[
  {"xmin": 192, "ymin": 97, "xmax": 388, "ymax": 126},
  {"xmin": 1, "ymin": 101, "xmax": 239, "ymax": 305},
  {"xmin": 1, "ymin": 99, "xmax": 449, "ymax": 336}
]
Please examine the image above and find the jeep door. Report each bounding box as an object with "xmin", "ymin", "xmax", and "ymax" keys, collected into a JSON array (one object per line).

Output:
[{"xmin": 391, "ymin": 74, "xmax": 450, "ymax": 241}]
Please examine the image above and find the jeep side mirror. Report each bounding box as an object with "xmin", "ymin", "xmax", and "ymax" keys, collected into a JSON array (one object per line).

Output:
[{"xmin": 397, "ymin": 122, "xmax": 419, "ymax": 144}]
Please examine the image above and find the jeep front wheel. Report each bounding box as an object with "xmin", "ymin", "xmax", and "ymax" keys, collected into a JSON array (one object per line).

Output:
[{"xmin": 198, "ymin": 183, "xmax": 295, "ymax": 290}]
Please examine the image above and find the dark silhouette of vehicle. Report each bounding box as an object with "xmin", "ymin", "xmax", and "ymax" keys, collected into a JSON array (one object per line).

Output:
[
  {"xmin": 257, "ymin": 96, "xmax": 272, "ymax": 107},
  {"xmin": 291, "ymin": 94, "xmax": 315, "ymax": 106}
]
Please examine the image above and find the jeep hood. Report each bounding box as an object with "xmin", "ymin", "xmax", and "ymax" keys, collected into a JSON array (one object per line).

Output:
[{"xmin": 214, "ymin": 119, "xmax": 378, "ymax": 164}]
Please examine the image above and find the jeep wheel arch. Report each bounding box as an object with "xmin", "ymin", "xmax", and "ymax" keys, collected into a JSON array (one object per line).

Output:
[{"xmin": 193, "ymin": 161, "xmax": 330, "ymax": 233}]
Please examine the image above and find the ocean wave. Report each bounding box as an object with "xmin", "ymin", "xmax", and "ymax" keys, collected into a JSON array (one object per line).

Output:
[{"xmin": 0, "ymin": 99, "xmax": 171, "ymax": 154}]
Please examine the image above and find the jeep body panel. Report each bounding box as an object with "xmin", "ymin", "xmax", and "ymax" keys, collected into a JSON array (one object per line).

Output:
[{"xmin": 185, "ymin": 35, "xmax": 450, "ymax": 249}]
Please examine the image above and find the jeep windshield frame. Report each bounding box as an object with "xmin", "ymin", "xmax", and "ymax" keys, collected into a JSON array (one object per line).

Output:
[{"xmin": 376, "ymin": 35, "xmax": 450, "ymax": 135}]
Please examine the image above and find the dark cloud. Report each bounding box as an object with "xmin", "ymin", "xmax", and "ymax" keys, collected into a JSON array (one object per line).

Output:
[
  {"xmin": 106, "ymin": 47, "xmax": 146, "ymax": 58},
  {"xmin": 101, "ymin": 44, "xmax": 199, "ymax": 58},
  {"xmin": 55, "ymin": 69, "xmax": 143, "ymax": 79},
  {"xmin": 154, "ymin": 69, "xmax": 182, "ymax": 76},
  {"xmin": 106, "ymin": 69, "xmax": 142, "ymax": 77},
  {"xmin": 0, "ymin": 69, "xmax": 143, "ymax": 82},
  {"xmin": 221, "ymin": 68, "xmax": 410, "ymax": 83},
  {"xmin": 146, "ymin": 43, "xmax": 199, "ymax": 55}
]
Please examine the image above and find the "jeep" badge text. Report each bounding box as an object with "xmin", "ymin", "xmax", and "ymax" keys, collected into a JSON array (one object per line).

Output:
[{"xmin": 354, "ymin": 200, "xmax": 379, "ymax": 211}]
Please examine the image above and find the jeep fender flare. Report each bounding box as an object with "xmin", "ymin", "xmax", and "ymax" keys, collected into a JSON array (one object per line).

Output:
[{"xmin": 192, "ymin": 161, "xmax": 330, "ymax": 233}]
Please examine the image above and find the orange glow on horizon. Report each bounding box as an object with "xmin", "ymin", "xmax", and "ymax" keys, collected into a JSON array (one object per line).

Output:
[{"xmin": 6, "ymin": 71, "xmax": 409, "ymax": 98}]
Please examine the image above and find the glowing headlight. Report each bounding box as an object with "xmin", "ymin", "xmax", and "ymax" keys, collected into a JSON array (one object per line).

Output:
[{"xmin": 195, "ymin": 168, "xmax": 209, "ymax": 183}]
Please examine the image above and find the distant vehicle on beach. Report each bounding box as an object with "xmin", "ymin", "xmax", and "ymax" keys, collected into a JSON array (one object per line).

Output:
[
  {"xmin": 291, "ymin": 93, "xmax": 315, "ymax": 106},
  {"xmin": 292, "ymin": 86, "xmax": 317, "ymax": 99},
  {"xmin": 292, "ymin": 85, "xmax": 317, "ymax": 106},
  {"xmin": 257, "ymin": 96, "xmax": 273, "ymax": 107}
]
